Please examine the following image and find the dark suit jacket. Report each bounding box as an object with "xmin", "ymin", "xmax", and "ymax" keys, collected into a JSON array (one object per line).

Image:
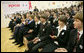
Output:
[
  {"xmin": 34, "ymin": 8, "xmax": 39, "ymax": 12},
  {"xmin": 66, "ymin": 29, "xmax": 83, "ymax": 52},
  {"xmin": 40, "ymin": 27, "xmax": 70, "ymax": 52},
  {"xmin": 32, "ymin": 23, "xmax": 41, "ymax": 37},
  {"xmin": 16, "ymin": 18, "xmax": 21, "ymax": 24},
  {"xmin": 52, "ymin": 20, "xmax": 58, "ymax": 28},
  {"xmin": 23, "ymin": 20, "xmax": 35, "ymax": 35},
  {"xmin": 76, "ymin": 35, "xmax": 83, "ymax": 52},
  {"xmin": 9, "ymin": 19, "xmax": 14, "ymax": 28},
  {"xmin": 48, "ymin": 15, "xmax": 54, "ymax": 25},
  {"xmin": 26, "ymin": 22, "xmax": 41, "ymax": 41},
  {"xmin": 51, "ymin": 27, "xmax": 70, "ymax": 48},
  {"xmin": 67, "ymin": 17, "xmax": 74, "ymax": 30},
  {"xmin": 37, "ymin": 22, "xmax": 52, "ymax": 41}
]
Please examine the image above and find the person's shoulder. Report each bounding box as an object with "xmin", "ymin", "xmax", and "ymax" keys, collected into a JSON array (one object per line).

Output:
[
  {"xmin": 71, "ymin": 29, "xmax": 77, "ymax": 31},
  {"xmin": 47, "ymin": 22, "xmax": 51, "ymax": 26},
  {"xmin": 70, "ymin": 29, "xmax": 77, "ymax": 34},
  {"xmin": 38, "ymin": 23, "xmax": 41, "ymax": 26}
]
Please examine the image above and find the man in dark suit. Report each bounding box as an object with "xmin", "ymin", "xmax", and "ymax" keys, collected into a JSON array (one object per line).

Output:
[
  {"xmin": 22, "ymin": 15, "xmax": 35, "ymax": 36},
  {"xmin": 23, "ymin": 15, "xmax": 41, "ymax": 50},
  {"xmin": 9, "ymin": 18, "xmax": 26, "ymax": 44},
  {"xmin": 25, "ymin": 15, "xmax": 41, "ymax": 41},
  {"xmin": 8, "ymin": 16, "xmax": 17, "ymax": 32},
  {"xmin": 8, "ymin": 17, "xmax": 14, "ymax": 29},
  {"xmin": 34, "ymin": 6, "xmax": 39, "ymax": 12},
  {"xmin": 65, "ymin": 12, "xmax": 74, "ymax": 30},
  {"xmin": 41, "ymin": 15, "xmax": 70, "ymax": 52},
  {"xmin": 9, "ymin": 14, "xmax": 22, "ymax": 40},
  {"xmin": 9, "ymin": 13, "xmax": 21, "ymax": 32},
  {"xmin": 48, "ymin": 14, "xmax": 54, "ymax": 26},
  {"xmin": 11, "ymin": 17, "xmax": 17, "ymax": 32},
  {"xmin": 25, "ymin": 14, "xmax": 52, "ymax": 52},
  {"xmin": 16, "ymin": 14, "xmax": 21, "ymax": 24},
  {"xmin": 52, "ymin": 13, "xmax": 58, "ymax": 28},
  {"xmin": 65, "ymin": 12, "xmax": 83, "ymax": 52},
  {"xmin": 16, "ymin": 14, "xmax": 35, "ymax": 47},
  {"xmin": 9, "ymin": 13, "xmax": 30, "ymax": 44},
  {"xmin": 9, "ymin": 18, "xmax": 16, "ymax": 39}
]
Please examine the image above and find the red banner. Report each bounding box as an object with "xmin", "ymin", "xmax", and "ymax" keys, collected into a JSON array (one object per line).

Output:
[{"xmin": 28, "ymin": 1, "xmax": 32, "ymax": 10}]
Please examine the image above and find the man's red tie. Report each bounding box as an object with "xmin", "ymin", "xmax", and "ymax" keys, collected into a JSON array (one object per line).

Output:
[{"xmin": 77, "ymin": 32, "xmax": 80, "ymax": 41}]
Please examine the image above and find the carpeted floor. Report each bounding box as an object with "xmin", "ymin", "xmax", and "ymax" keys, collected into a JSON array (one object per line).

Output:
[{"xmin": 1, "ymin": 28, "xmax": 26, "ymax": 52}]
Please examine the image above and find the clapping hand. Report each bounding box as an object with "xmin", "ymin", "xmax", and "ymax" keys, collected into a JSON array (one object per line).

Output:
[
  {"xmin": 33, "ymin": 39, "xmax": 39, "ymax": 44},
  {"xmin": 28, "ymin": 29, "xmax": 33, "ymax": 33},
  {"xmin": 50, "ymin": 35, "xmax": 57, "ymax": 39},
  {"xmin": 54, "ymin": 48, "xmax": 68, "ymax": 52},
  {"xmin": 32, "ymin": 37, "xmax": 39, "ymax": 42}
]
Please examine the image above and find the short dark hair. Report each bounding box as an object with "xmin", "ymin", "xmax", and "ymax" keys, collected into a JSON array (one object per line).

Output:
[
  {"xmin": 40, "ymin": 14, "xmax": 48, "ymax": 20},
  {"xmin": 35, "ymin": 15, "xmax": 40, "ymax": 20},
  {"xmin": 58, "ymin": 15, "xmax": 67, "ymax": 24},
  {"xmin": 66, "ymin": 12, "xmax": 71, "ymax": 16},
  {"xmin": 29, "ymin": 11, "xmax": 32, "ymax": 14},
  {"xmin": 16, "ymin": 13, "xmax": 20, "ymax": 16},
  {"xmin": 29, "ymin": 15, "xmax": 34, "ymax": 19}
]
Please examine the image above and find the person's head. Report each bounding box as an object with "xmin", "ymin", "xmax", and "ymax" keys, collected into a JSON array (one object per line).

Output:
[
  {"xmin": 53, "ymin": 13, "xmax": 57, "ymax": 19},
  {"xmin": 29, "ymin": 11, "xmax": 32, "ymax": 14},
  {"xmin": 21, "ymin": 18, "xmax": 25, "ymax": 22},
  {"xmin": 14, "ymin": 19, "xmax": 16, "ymax": 21},
  {"xmin": 65, "ymin": 12, "xmax": 70, "ymax": 18},
  {"xmin": 58, "ymin": 15, "xmax": 67, "ymax": 26},
  {"xmin": 73, "ymin": 12, "xmax": 83, "ymax": 30},
  {"xmin": 28, "ymin": 15, "xmax": 34, "ymax": 20},
  {"xmin": 35, "ymin": 6, "xmax": 37, "ymax": 9},
  {"xmin": 35, "ymin": 12, "xmax": 38, "ymax": 15},
  {"xmin": 47, "ymin": 12, "xmax": 50, "ymax": 16},
  {"xmin": 12, "ymin": 14, "xmax": 15, "ymax": 17},
  {"xmin": 18, "ymin": 14, "xmax": 21, "ymax": 18},
  {"xmin": 73, "ymin": 6, "xmax": 77, "ymax": 11},
  {"xmin": 22, "ymin": 14, "xmax": 26, "ymax": 19},
  {"xmin": 34, "ymin": 15, "xmax": 40, "ymax": 22},
  {"xmin": 40, "ymin": 14, "xmax": 47, "ymax": 23},
  {"xmin": 26, "ymin": 13, "xmax": 29, "ymax": 18},
  {"xmin": 79, "ymin": 5, "xmax": 83, "ymax": 11},
  {"xmin": 14, "ymin": 17, "xmax": 16, "ymax": 21}
]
